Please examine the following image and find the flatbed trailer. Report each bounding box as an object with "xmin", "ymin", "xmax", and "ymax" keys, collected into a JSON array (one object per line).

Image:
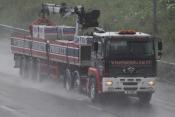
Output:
[{"xmin": 10, "ymin": 3, "xmax": 163, "ymax": 103}]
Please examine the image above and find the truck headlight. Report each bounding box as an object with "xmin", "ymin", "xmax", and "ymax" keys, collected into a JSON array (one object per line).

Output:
[
  {"xmin": 105, "ymin": 81, "xmax": 113, "ymax": 86},
  {"xmin": 148, "ymin": 80, "xmax": 155, "ymax": 86}
]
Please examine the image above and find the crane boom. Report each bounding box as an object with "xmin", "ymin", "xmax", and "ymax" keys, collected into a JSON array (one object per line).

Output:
[
  {"xmin": 41, "ymin": 3, "xmax": 76, "ymax": 17},
  {"xmin": 40, "ymin": 3, "xmax": 100, "ymax": 29}
]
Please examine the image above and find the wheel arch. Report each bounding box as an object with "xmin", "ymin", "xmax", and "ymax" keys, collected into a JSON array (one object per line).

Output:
[{"xmin": 88, "ymin": 67, "xmax": 102, "ymax": 92}]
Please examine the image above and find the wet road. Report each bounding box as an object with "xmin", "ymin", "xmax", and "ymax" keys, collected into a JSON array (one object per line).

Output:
[{"xmin": 0, "ymin": 37, "xmax": 175, "ymax": 117}]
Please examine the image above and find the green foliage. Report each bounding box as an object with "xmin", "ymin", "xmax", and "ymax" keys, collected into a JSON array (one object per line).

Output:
[
  {"xmin": 0, "ymin": 0, "xmax": 153, "ymax": 31},
  {"xmin": 0, "ymin": 0, "xmax": 175, "ymax": 60}
]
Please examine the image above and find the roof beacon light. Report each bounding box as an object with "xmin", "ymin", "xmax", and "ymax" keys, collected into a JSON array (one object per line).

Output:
[{"xmin": 118, "ymin": 30, "xmax": 136, "ymax": 35}]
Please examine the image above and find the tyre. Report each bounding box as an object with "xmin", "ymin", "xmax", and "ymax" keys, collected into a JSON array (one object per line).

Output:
[
  {"xmin": 138, "ymin": 92, "xmax": 152, "ymax": 104},
  {"xmin": 19, "ymin": 58, "xmax": 23, "ymax": 76},
  {"xmin": 25, "ymin": 57, "xmax": 30, "ymax": 78},
  {"xmin": 64, "ymin": 69, "xmax": 73, "ymax": 91},
  {"xmin": 19, "ymin": 57, "xmax": 27, "ymax": 78},
  {"xmin": 35, "ymin": 59, "xmax": 41, "ymax": 82},
  {"xmin": 73, "ymin": 71, "xmax": 82, "ymax": 93},
  {"xmin": 28, "ymin": 58, "xmax": 38, "ymax": 80},
  {"xmin": 89, "ymin": 78, "xmax": 99, "ymax": 102}
]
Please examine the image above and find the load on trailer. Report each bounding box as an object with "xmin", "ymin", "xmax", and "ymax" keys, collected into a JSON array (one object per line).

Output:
[{"xmin": 10, "ymin": 3, "xmax": 162, "ymax": 103}]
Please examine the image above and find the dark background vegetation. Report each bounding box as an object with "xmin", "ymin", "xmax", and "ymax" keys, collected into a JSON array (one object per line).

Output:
[{"xmin": 0, "ymin": 0, "xmax": 174, "ymax": 61}]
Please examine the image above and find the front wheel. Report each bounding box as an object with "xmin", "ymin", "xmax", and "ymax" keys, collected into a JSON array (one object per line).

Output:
[
  {"xmin": 89, "ymin": 78, "xmax": 99, "ymax": 102},
  {"xmin": 138, "ymin": 92, "xmax": 152, "ymax": 104}
]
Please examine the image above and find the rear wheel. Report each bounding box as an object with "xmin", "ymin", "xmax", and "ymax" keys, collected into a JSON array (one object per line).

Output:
[
  {"xmin": 19, "ymin": 56, "xmax": 28, "ymax": 78},
  {"xmin": 64, "ymin": 69, "xmax": 73, "ymax": 91},
  {"xmin": 34, "ymin": 59, "xmax": 41, "ymax": 82},
  {"xmin": 73, "ymin": 71, "xmax": 82, "ymax": 93},
  {"xmin": 19, "ymin": 57, "xmax": 23, "ymax": 76},
  {"xmin": 138, "ymin": 92, "xmax": 152, "ymax": 104},
  {"xmin": 27, "ymin": 58, "xmax": 34, "ymax": 79}
]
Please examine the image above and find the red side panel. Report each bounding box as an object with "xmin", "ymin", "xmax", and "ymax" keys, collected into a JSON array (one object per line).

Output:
[{"xmin": 11, "ymin": 34, "xmax": 81, "ymax": 65}]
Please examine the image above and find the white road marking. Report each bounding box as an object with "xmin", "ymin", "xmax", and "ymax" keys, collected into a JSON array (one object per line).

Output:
[
  {"xmin": 87, "ymin": 104, "xmax": 103, "ymax": 111},
  {"xmin": 0, "ymin": 105, "xmax": 28, "ymax": 117},
  {"xmin": 154, "ymin": 98, "xmax": 175, "ymax": 111},
  {"xmin": 75, "ymin": 98, "xmax": 85, "ymax": 101},
  {"xmin": 1, "ymin": 105, "xmax": 16, "ymax": 112}
]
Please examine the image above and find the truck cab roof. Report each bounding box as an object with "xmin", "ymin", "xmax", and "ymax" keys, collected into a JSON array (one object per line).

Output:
[{"xmin": 93, "ymin": 32, "xmax": 152, "ymax": 39}]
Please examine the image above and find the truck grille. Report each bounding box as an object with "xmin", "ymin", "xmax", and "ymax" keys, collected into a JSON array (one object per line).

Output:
[
  {"xmin": 123, "ymin": 82, "xmax": 137, "ymax": 85},
  {"xmin": 108, "ymin": 65, "xmax": 156, "ymax": 77},
  {"xmin": 124, "ymin": 87, "xmax": 137, "ymax": 90}
]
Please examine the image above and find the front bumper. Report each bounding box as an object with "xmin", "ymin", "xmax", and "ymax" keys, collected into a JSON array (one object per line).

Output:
[{"xmin": 102, "ymin": 77, "xmax": 156, "ymax": 94}]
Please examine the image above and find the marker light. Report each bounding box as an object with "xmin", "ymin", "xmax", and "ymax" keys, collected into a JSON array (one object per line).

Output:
[{"xmin": 118, "ymin": 30, "xmax": 136, "ymax": 34}]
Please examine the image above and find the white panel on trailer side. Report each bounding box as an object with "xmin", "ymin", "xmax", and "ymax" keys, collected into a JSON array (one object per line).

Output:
[{"xmin": 32, "ymin": 25, "xmax": 76, "ymax": 40}]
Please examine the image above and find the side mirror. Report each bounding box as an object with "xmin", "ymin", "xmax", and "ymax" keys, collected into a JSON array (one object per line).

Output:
[
  {"xmin": 158, "ymin": 52, "xmax": 162, "ymax": 56},
  {"xmin": 157, "ymin": 41, "xmax": 162, "ymax": 59},
  {"xmin": 158, "ymin": 41, "xmax": 162, "ymax": 51}
]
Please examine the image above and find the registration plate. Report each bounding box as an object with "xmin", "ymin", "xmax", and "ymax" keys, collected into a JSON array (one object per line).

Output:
[{"xmin": 125, "ymin": 90, "xmax": 136, "ymax": 94}]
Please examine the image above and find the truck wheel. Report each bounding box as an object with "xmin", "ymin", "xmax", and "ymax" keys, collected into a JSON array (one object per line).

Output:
[
  {"xmin": 28, "ymin": 58, "xmax": 35, "ymax": 80},
  {"xmin": 73, "ymin": 71, "xmax": 82, "ymax": 93},
  {"xmin": 89, "ymin": 78, "xmax": 99, "ymax": 102},
  {"xmin": 35, "ymin": 60, "xmax": 41, "ymax": 82},
  {"xmin": 138, "ymin": 92, "xmax": 152, "ymax": 104},
  {"xmin": 26, "ymin": 58, "xmax": 30, "ymax": 78},
  {"xmin": 19, "ymin": 57, "xmax": 27, "ymax": 78},
  {"xmin": 65, "ymin": 69, "xmax": 72, "ymax": 91},
  {"xmin": 19, "ymin": 57, "xmax": 23, "ymax": 76}
]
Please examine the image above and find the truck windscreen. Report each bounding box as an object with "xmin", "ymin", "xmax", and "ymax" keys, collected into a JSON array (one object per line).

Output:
[{"xmin": 106, "ymin": 40, "xmax": 154, "ymax": 58}]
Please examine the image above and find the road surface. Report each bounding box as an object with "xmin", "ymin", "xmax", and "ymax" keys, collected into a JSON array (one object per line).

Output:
[{"xmin": 0, "ymin": 36, "xmax": 175, "ymax": 117}]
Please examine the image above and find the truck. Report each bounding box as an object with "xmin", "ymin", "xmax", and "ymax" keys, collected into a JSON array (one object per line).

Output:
[{"xmin": 10, "ymin": 3, "xmax": 162, "ymax": 103}]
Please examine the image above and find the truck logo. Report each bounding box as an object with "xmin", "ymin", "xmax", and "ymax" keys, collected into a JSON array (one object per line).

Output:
[{"xmin": 126, "ymin": 66, "xmax": 135, "ymax": 74}]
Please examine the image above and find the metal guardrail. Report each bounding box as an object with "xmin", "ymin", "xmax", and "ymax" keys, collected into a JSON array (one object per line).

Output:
[
  {"xmin": 158, "ymin": 60, "xmax": 175, "ymax": 66},
  {"xmin": 157, "ymin": 60, "xmax": 175, "ymax": 84},
  {"xmin": 0, "ymin": 24, "xmax": 29, "ymax": 36}
]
